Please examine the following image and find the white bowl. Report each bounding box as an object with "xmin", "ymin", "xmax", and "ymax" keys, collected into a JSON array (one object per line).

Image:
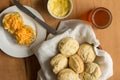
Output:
[{"xmin": 47, "ymin": 0, "xmax": 73, "ymax": 19}]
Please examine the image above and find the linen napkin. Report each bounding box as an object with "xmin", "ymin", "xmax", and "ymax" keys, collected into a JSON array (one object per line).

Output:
[{"xmin": 32, "ymin": 20, "xmax": 113, "ymax": 80}]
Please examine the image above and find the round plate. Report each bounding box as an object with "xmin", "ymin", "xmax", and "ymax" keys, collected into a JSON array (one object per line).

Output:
[{"xmin": 0, "ymin": 6, "xmax": 47, "ymax": 58}]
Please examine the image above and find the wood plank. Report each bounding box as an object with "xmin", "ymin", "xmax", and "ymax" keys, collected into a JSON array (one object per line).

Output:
[
  {"xmin": 92, "ymin": 0, "xmax": 120, "ymax": 80},
  {"xmin": 0, "ymin": 0, "xmax": 120, "ymax": 80},
  {"xmin": 24, "ymin": 55, "xmax": 40, "ymax": 80},
  {"xmin": 0, "ymin": 50, "xmax": 27, "ymax": 80}
]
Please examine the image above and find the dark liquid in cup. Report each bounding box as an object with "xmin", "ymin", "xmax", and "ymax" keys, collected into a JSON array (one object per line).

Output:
[
  {"xmin": 88, "ymin": 7, "xmax": 112, "ymax": 29},
  {"xmin": 94, "ymin": 10, "xmax": 110, "ymax": 26}
]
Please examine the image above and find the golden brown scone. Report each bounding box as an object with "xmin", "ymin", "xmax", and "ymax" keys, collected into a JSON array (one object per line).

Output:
[
  {"xmin": 79, "ymin": 63, "xmax": 102, "ymax": 80},
  {"xmin": 2, "ymin": 12, "xmax": 24, "ymax": 34},
  {"xmin": 69, "ymin": 54, "xmax": 84, "ymax": 73},
  {"xmin": 57, "ymin": 68, "xmax": 79, "ymax": 80},
  {"xmin": 79, "ymin": 72, "xmax": 96, "ymax": 80},
  {"xmin": 50, "ymin": 54, "xmax": 68, "ymax": 74},
  {"xmin": 58, "ymin": 37, "xmax": 79, "ymax": 57},
  {"xmin": 77, "ymin": 43, "xmax": 96, "ymax": 63}
]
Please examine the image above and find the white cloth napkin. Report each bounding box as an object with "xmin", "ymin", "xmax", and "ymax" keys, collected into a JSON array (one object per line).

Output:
[{"xmin": 32, "ymin": 20, "xmax": 113, "ymax": 80}]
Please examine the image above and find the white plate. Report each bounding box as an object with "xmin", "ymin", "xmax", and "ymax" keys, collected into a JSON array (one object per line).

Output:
[{"xmin": 0, "ymin": 6, "xmax": 47, "ymax": 58}]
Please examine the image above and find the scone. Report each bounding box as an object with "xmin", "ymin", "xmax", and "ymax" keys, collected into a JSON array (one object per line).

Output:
[
  {"xmin": 50, "ymin": 54, "xmax": 68, "ymax": 74},
  {"xmin": 57, "ymin": 68, "xmax": 79, "ymax": 80},
  {"xmin": 69, "ymin": 54, "xmax": 84, "ymax": 73},
  {"xmin": 14, "ymin": 25, "xmax": 36, "ymax": 46},
  {"xmin": 58, "ymin": 37, "xmax": 79, "ymax": 57},
  {"xmin": 79, "ymin": 63, "xmax": 102, "ymax": 80},
  {"xmin": 77, "ymin": 43, "xmax": 96, "ymax": 63},
  {"xmin": 2, "ymin": 12, "xmax": 24, "ymax": 34},
  {"xmin": 80, "ymin": 72, "xmax": 96, "ymax": 80}
]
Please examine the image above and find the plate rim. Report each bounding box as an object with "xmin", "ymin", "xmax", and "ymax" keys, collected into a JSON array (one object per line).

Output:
[{"xmin": 0, "ymin": 5, "xmax": 47, "ymax": 58}]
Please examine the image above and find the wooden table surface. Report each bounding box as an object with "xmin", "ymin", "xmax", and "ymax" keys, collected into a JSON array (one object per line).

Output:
[{"xmin": 0, "ymin": 0, "xmax": 120, "ymax": 80}]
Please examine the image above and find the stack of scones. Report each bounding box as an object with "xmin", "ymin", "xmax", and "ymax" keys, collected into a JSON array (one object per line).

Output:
[{"xmin": 50, "ymin": 37, "xmax": 102, "ymax": 80}]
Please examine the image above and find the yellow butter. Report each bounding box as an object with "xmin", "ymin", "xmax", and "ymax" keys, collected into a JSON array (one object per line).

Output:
[{"xmin": 48, "ymin": 0, "xmax": 71, "ymax": 17}]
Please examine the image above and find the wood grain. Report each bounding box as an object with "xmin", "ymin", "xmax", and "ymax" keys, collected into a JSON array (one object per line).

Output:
[
  {"xmin": 0, "ymin": 0, "xmax": 120, "ymax": 80},
  {"xmin": 0, "ymin": 50, "xmax": 26, "ymax": 80}
]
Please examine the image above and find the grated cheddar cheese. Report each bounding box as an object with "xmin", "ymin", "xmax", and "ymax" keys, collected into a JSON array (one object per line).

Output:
[
  {"xmin": 2, "ymin": 12, "xmax": 24, "ymax": 34},
  {"xmin": 15, "ymin": 25, "xmax": 35, "ymax": 46},
  {"xmin": 2, "ymin": 12, "xmax": 36, "ymax": 46}
]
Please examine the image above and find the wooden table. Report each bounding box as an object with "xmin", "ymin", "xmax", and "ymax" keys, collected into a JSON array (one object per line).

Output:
[{"xmin": 0, "ymin": 0, "xmax": 120, "ymax": 80}]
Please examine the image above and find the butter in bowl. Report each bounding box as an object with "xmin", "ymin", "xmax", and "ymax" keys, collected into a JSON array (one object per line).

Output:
[{"xmin": 47, "ymin": 0, "xmax": 73, "ymax": 19}]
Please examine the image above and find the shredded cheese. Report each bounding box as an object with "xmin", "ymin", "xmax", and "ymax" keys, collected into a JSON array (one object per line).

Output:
[
  {"xmin": 15, "ymin": 25, "xmax": 35, "ymax": 46},
  {"xmin": 2, "ymin": 12, "xmax": 36, "ymax": 46},
  {"xmin": 2, "ymin": 12, "xmax": 23, "ymax": 34}
]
